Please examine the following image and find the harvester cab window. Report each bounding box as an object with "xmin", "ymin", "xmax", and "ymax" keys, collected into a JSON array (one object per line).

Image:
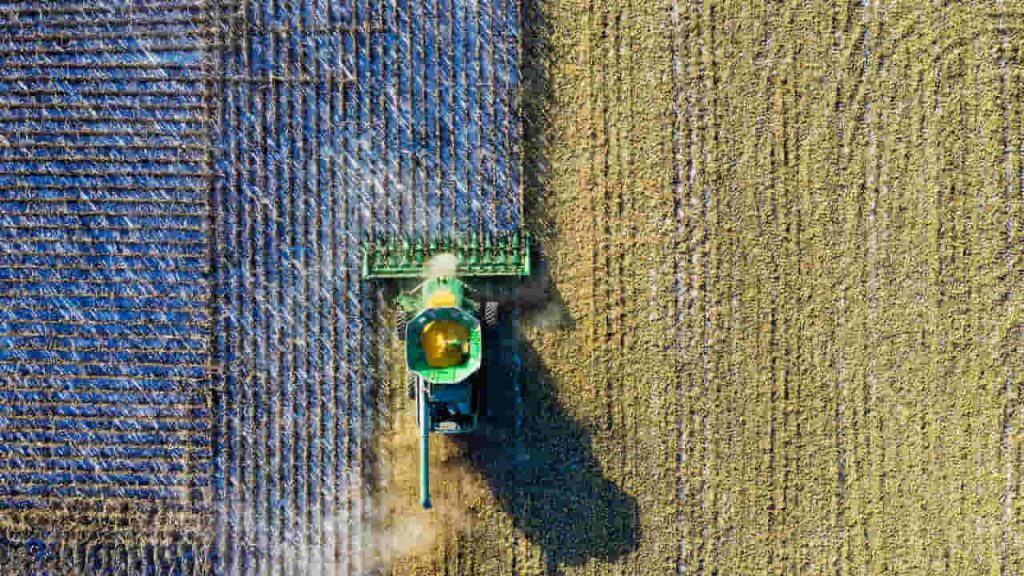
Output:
[{"xmin": 422, "ymin": 319, "xmax": 471, "ymax": 368}]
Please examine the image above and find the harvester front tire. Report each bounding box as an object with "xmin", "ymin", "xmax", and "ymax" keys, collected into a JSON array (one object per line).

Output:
[
  {"xmin": 395, "ymin": 308, "xmax": 408, "ymax": 342},
  {"xmin": 484, "ymin": 301, "xmax": 500, "ymax": 328},
  {"xmin": 407, "ymin": 371, "xmax": 417, "ymax": 400}
]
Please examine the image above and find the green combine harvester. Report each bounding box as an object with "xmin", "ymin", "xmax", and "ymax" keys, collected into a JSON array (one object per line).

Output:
[{"xmin": 363, "ymin": 232, "xmax": 531, "ymax": 509}]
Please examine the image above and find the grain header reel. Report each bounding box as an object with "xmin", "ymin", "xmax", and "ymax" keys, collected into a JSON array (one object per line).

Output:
[{"xmin": 363, "ymin": 232, "xmax": 530, "ymax": 509}]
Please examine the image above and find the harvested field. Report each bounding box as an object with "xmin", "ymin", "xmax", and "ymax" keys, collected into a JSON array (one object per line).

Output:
[{"xmin": 375, "ymin": 1, "xmax": 1024, "ymax": 574}]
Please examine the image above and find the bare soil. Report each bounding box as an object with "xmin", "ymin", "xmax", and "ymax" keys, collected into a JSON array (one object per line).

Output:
[{"xmin": 376, "ymin": 2, "xmax": 1024, "ymax": 574}]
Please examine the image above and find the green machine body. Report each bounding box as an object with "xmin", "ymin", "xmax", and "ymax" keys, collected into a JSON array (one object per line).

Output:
[{"xmin": 363, "ymin": 232, "xmax": 530, "ymax": 509}]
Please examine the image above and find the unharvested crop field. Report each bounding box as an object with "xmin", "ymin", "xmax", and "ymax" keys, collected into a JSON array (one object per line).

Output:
[{"xmin": 376, "ymin": 1, "xmax": 1024, "ymax": 574}]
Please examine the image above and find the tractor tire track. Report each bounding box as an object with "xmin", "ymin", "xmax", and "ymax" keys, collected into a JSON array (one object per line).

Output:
[{"xmin": 1000, "ymin": 6, "xmax": 1024, "ymax": 573}]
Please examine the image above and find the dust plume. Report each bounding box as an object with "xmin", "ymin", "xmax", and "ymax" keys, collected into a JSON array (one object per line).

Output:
[
  {"xmin": 423, "ymin": 253, "xmax": 459, "ymax": 279},
  {"xmin": 367, "ymin": 400, "xmax": 485, "ymax": 574},
  {"xmin": 522, "ymin": 298, "xmax": 572, "ymax": 332}
]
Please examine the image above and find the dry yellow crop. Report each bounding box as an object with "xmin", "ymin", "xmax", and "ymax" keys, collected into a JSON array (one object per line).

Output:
[{"xmin": 375, "ymin": 1, "xmax": 1024, "ymax": 574}]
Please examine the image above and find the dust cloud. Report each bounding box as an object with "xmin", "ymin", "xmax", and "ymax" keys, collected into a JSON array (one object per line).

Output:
[
  {"xmin": 365, "ymin": 402, "xmax": 483, "ymax": 574},
  {"xmin": 423, "ymin": 253, "xmax": 460, "ymax": 279}
]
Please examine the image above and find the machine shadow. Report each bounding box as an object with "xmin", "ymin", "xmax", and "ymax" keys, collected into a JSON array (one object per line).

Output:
[
  {"xmin": 453, "ymin": 318, "xmax": 640, "ymax": 567},
  {"xmin": 448, "ymin": 0, "xmax": 638, "ymax": 567}
]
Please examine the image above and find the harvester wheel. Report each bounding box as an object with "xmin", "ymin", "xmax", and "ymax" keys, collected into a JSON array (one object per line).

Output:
[
  {"xmin": 484, "ymin": 301, "xmax": 500, "ymax": 328},
  {"xmin": 406, "ymin": 371, "xmax": 417, "ymax": 400},
  {"xmin": 395, "ymin": 308, "xmax": 408, "ymax": 342}
]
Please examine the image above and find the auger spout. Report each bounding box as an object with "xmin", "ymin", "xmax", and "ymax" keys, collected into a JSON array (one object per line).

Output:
[{"xmin": 419, "ymin": 380, "xmax": 432, "ymax": 509}]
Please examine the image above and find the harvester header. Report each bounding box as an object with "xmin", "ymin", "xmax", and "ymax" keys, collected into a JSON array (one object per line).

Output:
[{"xmin": 362, "ymin": 231, "xmax": 531, "ymax": 279}]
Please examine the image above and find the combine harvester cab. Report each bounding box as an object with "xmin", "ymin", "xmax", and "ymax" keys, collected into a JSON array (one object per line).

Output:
[
  {"xmin": 405, "ymin": 276, "xmax": 484, "ymax": 435},
  {"xmin": 363, "ymin": 233, "xmax": 530, "ymax": 508}
]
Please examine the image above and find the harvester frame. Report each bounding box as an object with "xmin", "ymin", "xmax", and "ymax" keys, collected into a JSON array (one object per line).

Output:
[{"xmin": 363, "ymin": 232, "xmax": 530, "ymax": 508}]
